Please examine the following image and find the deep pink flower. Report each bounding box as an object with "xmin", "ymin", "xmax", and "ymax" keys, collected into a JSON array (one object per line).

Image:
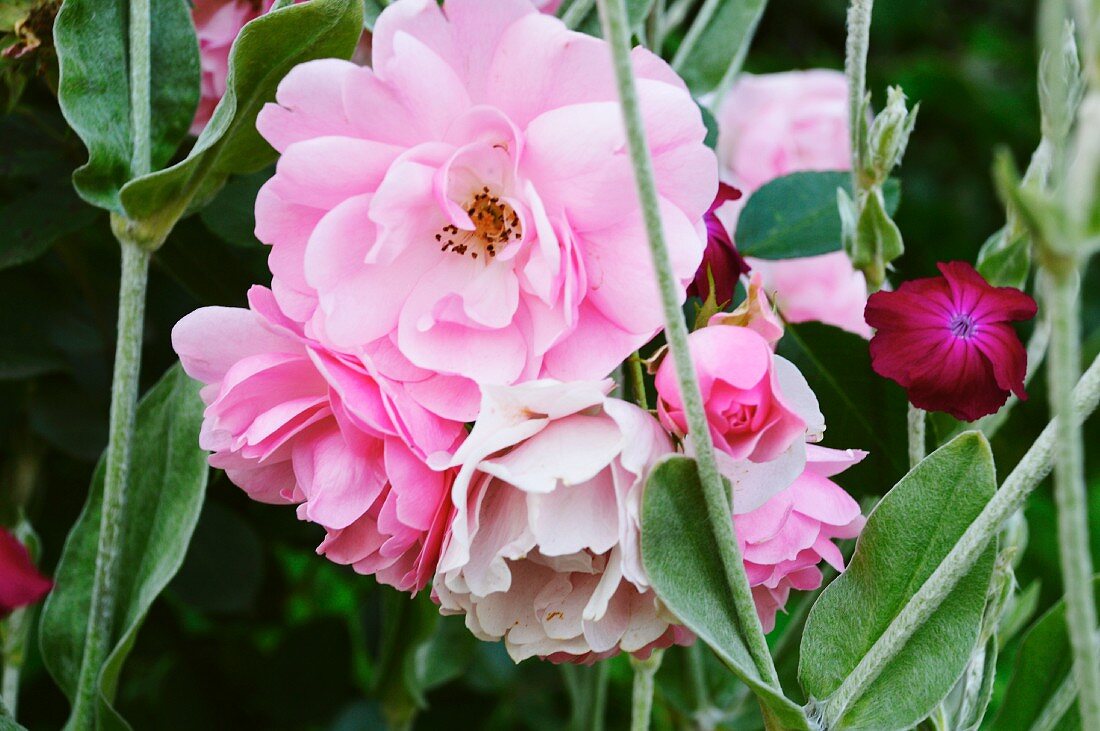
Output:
[
  {"xmin": 865, "ymin": 261, "xmax": 1037, "ymax": 422},
  {"xmin": 714, "ymin": 70, "xmax": 872, "ymax": 338},
  {"xmin": 0, "ymin": 528, "xmax": 52, "ymax": 617},
  {"xmin": 433, "ymin": 380, "xmax": 687, "ymax": 663},
  {"xmin": 736, "ymin": 445, "xmax": 865, "ymax": 632},
  {"xmin": 173, "ymin": 286, "xmax": 465, "ymax": 591},
  {"xmin": 688, "ymin": 183, "xmax": 748, "ymax": 306},
  {"xmin": 254, "ymin": 0, "xmax": 715, "ymax": 412}
]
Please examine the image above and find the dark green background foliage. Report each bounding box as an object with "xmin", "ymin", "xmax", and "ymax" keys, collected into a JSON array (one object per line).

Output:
[{"xmin": 1, "ymin": 0, "xmax": 1096, "ymax": 729}]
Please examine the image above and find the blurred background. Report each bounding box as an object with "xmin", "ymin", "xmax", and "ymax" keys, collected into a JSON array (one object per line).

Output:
[{"xmin": 2, "ymin": 0, "xmax": 1095, "ymax": 728}]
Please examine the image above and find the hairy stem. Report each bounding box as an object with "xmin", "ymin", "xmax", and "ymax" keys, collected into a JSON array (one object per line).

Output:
[
  {"xmin": 597, "ymin": 0, "xmax": 782, "ymax": 690},
  {"xmin": 845, "ymin": 0, "xmax": 873, "ymax": 180},
  {"xmin": 70, "ymin": 240, "xmax": 151, "ymax": 729},
  {"xmin": 630, "ymin": 651, "xmax": 663, "ymax": 731},
  {"xmin": 907, "ymin": 404, "xmax": 926, "ymax": 468},
  {"xmin": 1045, "ymin": 264, "xmax": 1100, "ymax": 729},
  {"xmin": 820, "ymin": 353, "xmax": 1100, "ymax": 728},
  {"xmin": 128, "ymin": 0, "xmax": 152, "ymax": 177}
]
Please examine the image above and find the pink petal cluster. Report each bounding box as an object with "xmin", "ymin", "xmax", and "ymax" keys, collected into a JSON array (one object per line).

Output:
[
  {"xmin": 865, "ymin": 261, "xmax": 1037, "ymax": 421},
  {"xmin": 714, "ymin": 70, "xmax": 872, "ymax": 338},
  {"xmin": 0, "ymin": 527, "xmax": 52, "ymax": 618},
  {"xmin": 736, "ymin": 445, "xmax": 865, "ymax": 631},
  {"xmin": 253, "ymin": 0, "xmax": 714, "ymax": 413},
  {"xmin": 190, "ymin": 0, "xmax": 276, "ymax": 136},
  {"xmin": 433, "ymin": 380, "xmax": 688, "ymax": 663},
  {"xmin": 173, "ymin": 287, "xmax": 465, "ymax": 592}
]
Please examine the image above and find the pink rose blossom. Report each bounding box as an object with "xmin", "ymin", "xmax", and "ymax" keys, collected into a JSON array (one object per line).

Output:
[
  {"xmin": 433, "ymin": 380, "xmax": 688, "ymax": 663},
  {"xmin": 736, "ymin": 445, "xmax": 865, "ymax": 631},
  {"xmin": 714, "ymin": 70, "xmax": 871, "ymax": 338},
  {"xmin": 254, "ymin": 0, "xmax": 715, "ymax": 414},
  {"xmin": 173, "ymin": 286, "xmax": 465, "ymax": 591},
  {"xmin": 190, "ymin": 0, "xmax": 275, "ymax": 136},
  {"xmin": 865, "ymin": 261, "xmax": 1037, "ymax": 421}
]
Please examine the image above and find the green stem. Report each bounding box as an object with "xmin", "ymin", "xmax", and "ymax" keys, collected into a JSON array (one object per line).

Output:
[
  {"xmin": 128, "ymin": 0, "xmax": 152, "ymax": 177},
  {"xmin": 907, "ymin": 404, "xmax": 925, "ymax": 469},
  {"xmin": 1045, "ymin": 264, "xmax": 1100, "ymax": 730},
  {"xmin": 670, "ymin": 0, "xmax": 722, "ymax": 71},
  {"xmin": 69, "ymin": 240, "xmax": 151, "ymax": 730},
  {"xmin": 819, "ymin": 353, "xmax": 1100, "ymax": 728},
  {"xmin": 630, "ymin": 650, "xmax": 663, "ymax": 731},
  {"xmin": 561, "ymin": 0, "xmax": 596, "ymax": 28},
  {"xmin": 845, "ymin": 0, "xmax": 873, "ymax": 181},
  {"xmin": 596, "ymin": 0, "xmax": 781, "ymax": 691},
  {"xmin": 628, "ymin": 353, "xmax": 649, "ymax": 410}
]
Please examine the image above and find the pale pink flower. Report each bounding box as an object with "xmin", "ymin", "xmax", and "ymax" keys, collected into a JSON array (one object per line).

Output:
[
  {"xmin": 432, "ymin": 380, "xmax": 688, "ymax": 663},
  {"xmin": 708, "ymin": 272, "xmax": 784, "ymax": 349},
  {"xmin": 190, "ymin": 0, "xmax": 275, "ymax": 136},
  {"xmin": 714, "ymin": 70, "xmax": 871, "ymax": 338},
  {"xmin": 254, "ymin": 0, "xmax": 715, "ymax": 416},
  {"xmin": 655, "ymin": 325, "xmax": 824, "ymax": 514},
  {"xmin": 173, "ymin": 286, "xmax": 465, "ymax": 592},
  {"xmin": 736, "ymin": 444, "xmax": 865, "ymax": 631}
]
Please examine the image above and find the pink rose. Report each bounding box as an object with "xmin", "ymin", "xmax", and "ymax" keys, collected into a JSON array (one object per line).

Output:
[
  {"xmin": 433, "ymin": 380, "xmax": 687, "ymax": 663},
  {"xmin": 736, "ymin": 445, "xmax": 865, "ymax": 631},
  {"xmin": 173, "ymin": 286, "xmax": 465, "ymax": 592},
  {"xmin": 254, "ymin": 0, "xmax": 715, "ymax": 413},
  {"xmin": 708, "ymin": 272, "xmax": 784, "ymax": 349},
  {"xmin": 190, "ymin": 0, "xmax": 275, "ymax": 136},
  {"xmin": 714, "ymin": 70, "xmax": 872, "ymax": 338}
]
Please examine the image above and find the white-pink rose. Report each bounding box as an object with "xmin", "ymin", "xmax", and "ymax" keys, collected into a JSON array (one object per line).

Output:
[
  {"xmin": 433, "ymin": 380, "xmax": 687, "ymax": 662},
  {"xmin": 715, "ymin": 70, "xmax": 872, "ymax": 338}
]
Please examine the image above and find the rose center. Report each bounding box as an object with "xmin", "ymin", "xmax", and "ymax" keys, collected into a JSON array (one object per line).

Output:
[
  {"xmin": 949, "ymin": 313, "xmax": 977, "ymax": 339},
  {"xmin": 435, "ymin": 187, "xmax": 522, "ymax": 261},
  {"xmin": 721, "ymin": 403, "xmax": 754, "ymax": 432}
]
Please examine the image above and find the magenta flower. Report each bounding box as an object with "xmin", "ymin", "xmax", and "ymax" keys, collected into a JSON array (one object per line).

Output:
[
  {"xmin": 865, "ymin": 261, "xmax": 1037, "ymax": 422},
  {"xmin": 0, "ymin": 527, "xmax": 52, "ymax": 618},
  {"xmin": 688, "ymin": 182, "xmax": 748, "ymax": 306}
]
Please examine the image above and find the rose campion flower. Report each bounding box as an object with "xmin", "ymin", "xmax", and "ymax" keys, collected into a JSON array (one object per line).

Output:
[
  {"xmin": 0, "ymin": 527, "xmax": 52, "ymax": 617},
  {"xmin": 433, "ymin": 380, "xmax": 689, "ymax": 663},
  {"xmin": 190, "ymin": 0, "xmax": 275, "ymax": 135},
  {"xmin": 714, "ymin": 70, "xmax": 872, "ymax": 338},
  {"xmin": 654, "ymin": 325, "xmax": 824, "ymax": 513},
  {"xmin": 688, "ymin": 182, "xmax": 748, "ymax": 307},
  {"xmin": 173, "ymin": 286, "xmax": 465, "ymax": 591},
  {"xmin": 736, "ymin": 445, "xmax": 865, "ymax": 631},
  {"xmin": 254, "ymin": 0, "xmax": 715, "ymax": 414},
  {"xmin": 865, "ymin": 261, "xmax": 1037, "ymax": 422}
]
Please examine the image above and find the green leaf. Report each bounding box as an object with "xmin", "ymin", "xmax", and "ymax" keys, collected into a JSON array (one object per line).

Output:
[
  {"xmin": 0, "ymin": 180, "xmax": 99, "ymax": 270},
  {"xmin": 642, "ymin": 456, "xmax": 811, "ymax": 730},
  {"xmin": 976, "ymin": 225, "xmax": 1031, "ymax": 290},
  {"xmin": 362, "ymin": 0, "xmax": 386, "ymax": 29},
  {"xmin": 39, "ymin": 364, "xmax": 208, "ymax": 730},
  {"xmin": 199, "ymin": 168, "xmax": 272, "ymax": 249},
  {"xmin": 53, "ymin": 0, "xmax": 199, "ymax": 211},
  {"xmin": 991, "ymin": 576, "xmax": 1100, "ymax": 731},
  {"xmin": 777, "ymin": 322, "xmax": 908, "ymax": 481},
  {"xmin": 698, "ymin": 102, "xmax": 719, "ymax": 150},
  {"xmin": 118, "ymin": 0, "xmax": 364, "ymax": 230},
  {"xmin": 673, "ymin": 0, "xmax": 767, "ymax": 94},
  {"xmin": 736, "ymin": 172, "xmax": 901, "ymax": 260},
  {"xmin": 799, "ymin": 432, "xmax": 998, "ymax": 731}
]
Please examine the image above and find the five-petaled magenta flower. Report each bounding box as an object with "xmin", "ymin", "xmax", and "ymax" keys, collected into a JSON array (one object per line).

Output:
[
  {"xmin": 865, "ymin": 261, "xmax": 1038, "ymax": 422},
  {"xmin": 688, "ymin": 182, "xmax": 749, "ymax": 307},
  {"xmin": 0, "ymin": 527, "xmax": 52, "ymax": 618}
]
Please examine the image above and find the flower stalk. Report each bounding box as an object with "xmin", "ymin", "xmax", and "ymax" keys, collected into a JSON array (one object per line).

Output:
[
  {"xmin": 629, "ymin": 650, "xmax": 663, "ymax": 731},
  {"xmin": 907, "ymin": 404, "xmax": 925, "ymax": 468},
  {"xmin": 819, "ymin": 352, "xmax": 1100, "ymax": 728},
  {"xmin": 596, "ymin": 0, "xmax": 782, "ymax": 692},
  {"xmin": 70, "ymin": 0, "xmax": 154, "ymax": 723}
]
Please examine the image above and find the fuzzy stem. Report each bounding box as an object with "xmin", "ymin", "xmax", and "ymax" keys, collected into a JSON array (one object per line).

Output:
[
  {"xmin": 1045, "ymin": 264, "xmax": 1100, "ymax": 729},
  {"xmin": 69, "ymin": 241, "xmax": 151, "ymax": 730},
  {"xmin": 597, "ymin": 0, "xmax": 781, "ymax": 690},
  {"xmin": 845, "ymin": 0, "xmax": 873, "ymax": 181},
  {"xmin": 128, "ymin": 0, "xmax": 151, "ymax": 177},
  {"xmin": 907, "ymin": 404, "xmax": 926, "ymax": 469},
  {"xmin": 820, "ymin": 353, "xmax": 1100, "ymax": 728},
  {"xmin": 561, "ymin": 0, "xmax": 596, "ymax": 28},
  {"xmin": 630, "ymin": 651, "xmax": 663, "ymax": 731}
]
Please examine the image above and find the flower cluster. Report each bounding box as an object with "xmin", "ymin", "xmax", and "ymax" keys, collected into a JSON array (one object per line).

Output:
[{"xmin": 176, "ymin": 0, "xmax": 866, "ymax": 662}]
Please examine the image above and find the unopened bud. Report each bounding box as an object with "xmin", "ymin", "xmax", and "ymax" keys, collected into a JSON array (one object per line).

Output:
[{"xmin": 867, "ymin": 86, "xmax": 918, "ymax": 185}]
